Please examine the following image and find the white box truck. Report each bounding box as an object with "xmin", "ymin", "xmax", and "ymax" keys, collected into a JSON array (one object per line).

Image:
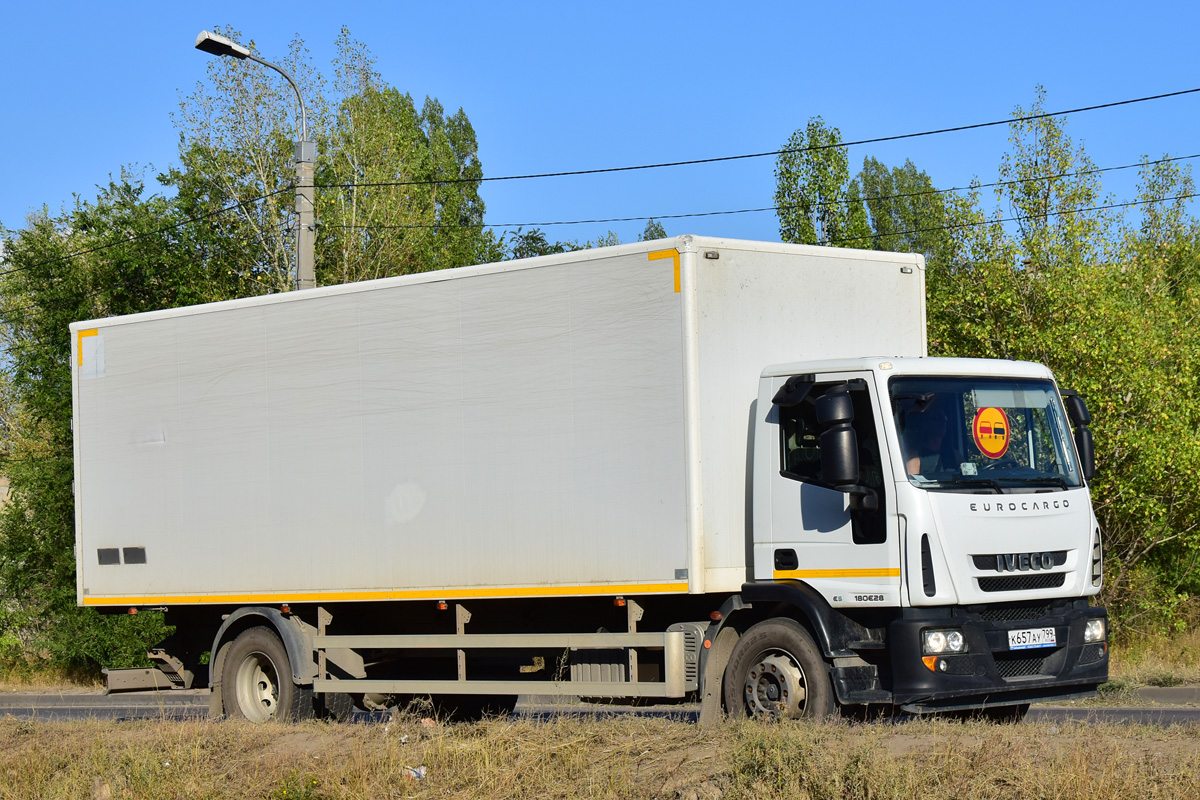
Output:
[{"xmin": 72, "ymin": 235, "xmax": 1107, "ymax": 721}]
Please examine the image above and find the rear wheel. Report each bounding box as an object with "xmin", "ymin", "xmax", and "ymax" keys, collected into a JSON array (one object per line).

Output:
[
  {"xmin": 723, "ymin": 619, "xmax": 836, "ymax": 720},
  {"xmin": 222, "ymin": 627, "xmax": 313, "ymax": 722}
]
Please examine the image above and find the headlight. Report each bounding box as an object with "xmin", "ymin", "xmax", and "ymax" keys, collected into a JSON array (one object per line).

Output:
[
  {"xmin": 923, "ymin": 629, "xmax": 968, "ymax": 654},
  {"xmin": 1084, "ymin": 619, "xmax": 1106, "ymax": 643}
]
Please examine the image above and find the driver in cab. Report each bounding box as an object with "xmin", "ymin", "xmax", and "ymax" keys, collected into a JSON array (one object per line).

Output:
[{"xmin": 905, "ymin": 407, "xmax": 952, "ymax": 475}]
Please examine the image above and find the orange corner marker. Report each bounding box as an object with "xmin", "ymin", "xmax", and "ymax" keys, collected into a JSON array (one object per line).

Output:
[
  {"xmin": 648, "ymin": 249, "xmax": 681, "ymax": 293},
  {"xmin": 77, "ymin": 329, "xmax": 98, "ymax": 366}
]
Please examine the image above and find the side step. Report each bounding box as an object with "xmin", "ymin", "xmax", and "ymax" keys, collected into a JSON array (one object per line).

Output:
[{"xmin": 103, "ymin": 649, "xmax": 195, "ymax": 694}]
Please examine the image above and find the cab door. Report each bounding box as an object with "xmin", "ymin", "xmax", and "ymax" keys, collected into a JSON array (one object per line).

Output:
[{"xmin": 754, "ymin": 372, "xmax": 902, "ymax": 609}]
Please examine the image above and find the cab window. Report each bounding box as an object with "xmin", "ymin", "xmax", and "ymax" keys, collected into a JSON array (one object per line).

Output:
[{"xmin": 778, "ymin": 381, "xmax": 886, "ymax": 544}]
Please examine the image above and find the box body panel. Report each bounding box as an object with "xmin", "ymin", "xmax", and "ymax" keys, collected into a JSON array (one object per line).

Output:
[
  {"xmin": 75, "ymin": 247, "xmax": 689, "ymax": 602},
  {"xmin": 73, "ymin": 236, "xmax": 926, "ymax": 605}
]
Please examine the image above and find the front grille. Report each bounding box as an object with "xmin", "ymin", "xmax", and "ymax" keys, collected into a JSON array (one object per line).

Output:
[
  {"xmin": 979, "ymin": 573, "xmax": 1066, "ymax": 592},
  {"xmin": 994, "ymin": 650, "xmax": 1052, "ymax": 678},
  {"xmin": 978, "ymin": 603, "xmax": 1055, "ymax": 622}
]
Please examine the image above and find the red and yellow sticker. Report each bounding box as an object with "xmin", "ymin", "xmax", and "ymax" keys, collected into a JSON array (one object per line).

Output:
[{"xmin": 972, "ymin": 407, "xmax": 1010, "ymax": 459}]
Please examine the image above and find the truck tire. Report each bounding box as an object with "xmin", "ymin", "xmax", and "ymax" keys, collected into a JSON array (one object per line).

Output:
[
  {"xmin": 222, "ymin": 627, "xmax": 313, "ymax": 722},
  {"xmin": 319, "ymin": 691, "xmax": 356, "ymax": 722},
  {"xmin": 723, "ymin": 618, "xmax": 836, "ymax": 720}
]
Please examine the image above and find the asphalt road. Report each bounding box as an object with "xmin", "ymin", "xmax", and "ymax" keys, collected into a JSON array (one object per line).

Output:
[{"xmin": 1, "ymin": 688, "xmax": 1198, "ymax": 725}]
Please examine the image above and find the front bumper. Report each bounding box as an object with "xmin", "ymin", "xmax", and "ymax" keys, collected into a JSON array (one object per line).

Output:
[{"xmin": 884, "ymin": 598, "xmax": 1107, "ymax": 712}]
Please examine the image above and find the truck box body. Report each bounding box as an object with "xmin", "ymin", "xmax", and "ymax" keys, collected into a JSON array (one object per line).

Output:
[{"xmin": 72, "ymin": 236, "xmax": 925, "ymax": 607}]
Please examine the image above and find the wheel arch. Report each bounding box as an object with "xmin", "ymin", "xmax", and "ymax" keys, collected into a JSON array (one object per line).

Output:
[
  {"xmin": 721, "ymin": 581, "xmax": 875, "ymax": 660},
  {"xmin": 208, "ymin": 608, "xmax": 316, "ymax": 695}
]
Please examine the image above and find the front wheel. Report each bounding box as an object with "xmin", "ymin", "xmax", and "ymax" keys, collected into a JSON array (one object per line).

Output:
[
  {"xmin": 723, "ymin": 619, "xmax": 836, "ymax": 720},
  {"xmin": 222, "ymin": 627, "xmax": 312, "ymax": 722}
]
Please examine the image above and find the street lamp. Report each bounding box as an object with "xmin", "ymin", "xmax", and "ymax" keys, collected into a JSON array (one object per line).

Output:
[{"xmin": 195, "ymin": 30, "xmax": 315, "ymax": 291}]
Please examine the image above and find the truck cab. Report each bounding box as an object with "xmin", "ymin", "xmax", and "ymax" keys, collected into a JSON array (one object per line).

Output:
[{"xmin": 730, "ymin": 356, "xmax": 1107, "ymax": 715}]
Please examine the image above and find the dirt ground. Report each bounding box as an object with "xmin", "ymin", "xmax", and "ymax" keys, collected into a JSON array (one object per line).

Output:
[{"xmin": 3, "ymin": 712, "xmax": 1200, "ymax": 800}]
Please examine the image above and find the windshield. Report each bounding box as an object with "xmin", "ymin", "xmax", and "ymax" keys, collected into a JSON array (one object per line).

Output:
[{"xmin": 889, "ymin": 376, "xmax": 1083, "ymax": 491}]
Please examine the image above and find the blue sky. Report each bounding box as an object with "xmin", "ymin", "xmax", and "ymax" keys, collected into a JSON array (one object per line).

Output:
[{"xmin": 3, "ymin": 1, "xmax": 1197, "ymax": 247}]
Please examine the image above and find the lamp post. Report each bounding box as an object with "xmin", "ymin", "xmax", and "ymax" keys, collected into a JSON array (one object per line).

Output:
[{"xmin": 195, "ymin": 30, "xmax": 315, "ymax": 291}]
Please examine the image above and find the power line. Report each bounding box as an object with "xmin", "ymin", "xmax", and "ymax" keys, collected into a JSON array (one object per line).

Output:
[
  {"xmin": 0, "ymin": 253, "xmax": 280, "ymax": 332},
  {"xmin": 827, "ymin": 192, "xmax": 1200, "ymax": 246},
  {"xmin": 314, "ymin": 86, "xmax": 1200, "ymax": 190},
  {"xmin": 0, "ymin": 191, "xmax": 1192, "ymax": 333},
  {"xmin": 0, "ymin": 199, "xmax": 293, "ymax": 331},
  {"xmin": 0, "ymin": 187, "xmax": 293, "ymax": 280},
  {"xmin": 326, "ymin": 191, "xmax": 1196, "ymax": 246},
  {"xmin": 326, "ymin": 153, "xmax": 1200, "ymax": 232}
]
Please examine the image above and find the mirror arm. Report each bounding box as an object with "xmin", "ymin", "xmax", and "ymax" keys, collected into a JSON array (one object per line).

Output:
[{"xmin": 838, "ymin": 484, "xmax": 879, "ymax": 512}]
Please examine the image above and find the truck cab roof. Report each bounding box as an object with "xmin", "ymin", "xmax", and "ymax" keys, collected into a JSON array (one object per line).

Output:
[{"xmin": 761, "ymin": 356, "xmax": 1056, "ymax": 382}]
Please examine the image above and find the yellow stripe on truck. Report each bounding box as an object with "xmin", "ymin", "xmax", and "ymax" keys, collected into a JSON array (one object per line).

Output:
[
  {"xmin": 774, "ymin": 568, "xmax": 901, "ymax": 580},
  {"xmin": 81, "ymin": 581, "xmax": 691, "ymax": 607}
]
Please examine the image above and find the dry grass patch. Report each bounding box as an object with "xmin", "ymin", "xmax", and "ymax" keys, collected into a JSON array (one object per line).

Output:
[
  {"xmin": 0, "ymin": 666, "xmax": 103, "ymax": 692},
  {"xmin": 1110, "ymin": 624, "xmax": 1200, "ymax": 687},
  {"xmin": 2, "ymin": 713, "xmax": 1200, "ymax": 799}
]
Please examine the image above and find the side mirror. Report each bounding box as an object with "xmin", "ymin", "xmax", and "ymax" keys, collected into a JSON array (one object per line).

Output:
[
  {"xmin": 1075, "ymin": 427, "xmax": 1095, "ymax": 481},
  {"xmin": 816, "ymin": 386, "xmax": 860, "ymax": 487},
  {"xmin": 1064, "ymin": 394, "xmax": 1091, "ymax": 427},
  {"xmin": 1061, "ymin": 390, "xmax": 1096, "ymax": 481},
  {"xmin": 819, "ymin": 426, "xmax": 859, "ymax": 485}
]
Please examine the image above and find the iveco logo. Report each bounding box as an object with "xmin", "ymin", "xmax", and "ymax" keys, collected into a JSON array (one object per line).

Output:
[
  {"xmin": 969, "ymin": 500, "xmax": 1070, "ymax": 512},
  {"xmin": 973, "ymin": 551, "xmax": 1066, "ymax": 572},
  {"xmin": 996, "ymin": 552, "xmax": 1056, "ymax": 572}
]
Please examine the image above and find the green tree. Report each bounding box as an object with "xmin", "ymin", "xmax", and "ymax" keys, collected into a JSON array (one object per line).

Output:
[
  {"xmin": 0, "ymin": 174, "xmax": 205, "ymax": 671},
  {"xmin": 856, "ymin": 157, "xmax": 953, "ymax": 264},
  {"xmin": 774, "ymin": 117, "xmax": 870, "ymax": 246},
  {"xmin": 928, "ymin": 91, "xmax": 1200, "ymax": 634},
  {"xmin": 166, "ymin": 27, "xmax": 495, "ymax": 291},
  {"xmin": 774, "ymin": 120, "xmax": 946, "ymax": 257},
  {"xmin": 639, "ymin": 219, "xmax": 667, "ymax": 241},
  {"xmin": 502, "ymin": 227, "xmax": 576, "ymax": 260}
]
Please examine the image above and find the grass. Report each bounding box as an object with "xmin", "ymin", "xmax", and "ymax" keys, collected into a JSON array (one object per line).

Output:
[
  {"xmin": 1, "ymin": 714, "xmax": 1199, "ymax": 800},
  {"xmin": 1109, "ymin": 625, "xmax": 1200, "ymax": 687},
  {"xmin": 0, "ymin": 665, "xmax": 103, "ymax": 693}
]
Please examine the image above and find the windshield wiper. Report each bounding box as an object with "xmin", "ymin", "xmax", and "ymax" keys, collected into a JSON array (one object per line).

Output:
[
  {"xmin": 923, "ymin": 477, "xmax": 1003, "ymax": 493},
  {"xmin": 998, "ymin": 476, "xmax": 1073, "ymax": 490}
]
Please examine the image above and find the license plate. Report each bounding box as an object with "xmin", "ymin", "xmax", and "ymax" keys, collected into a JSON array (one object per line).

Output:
[{"xmin": 1008, "ymin": 627, "xmax": 1056, "ymax": 650}]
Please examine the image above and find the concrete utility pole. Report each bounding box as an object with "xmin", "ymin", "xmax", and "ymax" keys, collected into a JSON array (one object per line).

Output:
[{"xmin": 194, "ymin": 30, "xmax": 316, "ymax": 291}]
